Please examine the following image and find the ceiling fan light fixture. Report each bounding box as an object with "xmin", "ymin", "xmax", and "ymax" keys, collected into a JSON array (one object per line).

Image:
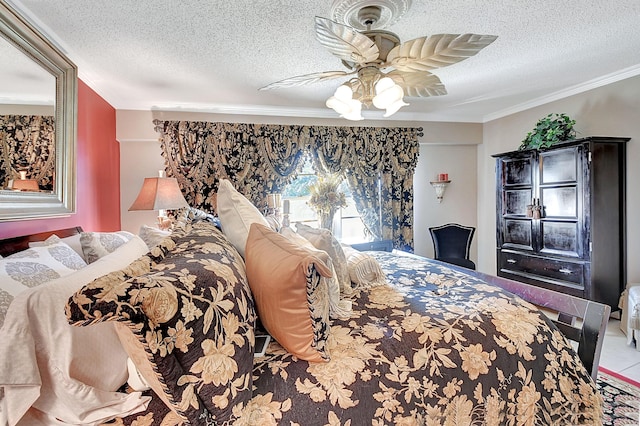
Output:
[
  {"xmin": 372, "ymin": 77, "xmax": 408, "ymax": 115},
  {"xmin": 342, "ymin": 103, "xmax": 364, "ymax": 121},
  {"xmin": 382, "ymin": 98, "xmax": 409, "ymax": 117},
  {"xmin": 263, "ymin": 2, "xmax": 497, "ymax": 121},
  {"xmin": 326, "ymin": 84, "xmax": 364, "ymax": 120}
]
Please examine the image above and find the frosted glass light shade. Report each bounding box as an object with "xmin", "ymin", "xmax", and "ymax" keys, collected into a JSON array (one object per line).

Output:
[
  {"xmin": 373, "ymin": 77, "xmax": 408, "ymax": 115},
  {"xmin": 326, "ymin": 85, "xmax": 364, "ymax": 121}
]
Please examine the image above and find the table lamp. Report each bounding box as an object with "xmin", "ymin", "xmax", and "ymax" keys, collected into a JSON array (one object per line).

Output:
[
  {"xmin": 9, "ymin": 170, "xmax": 39, "ymax": 191},
  {"xmin": 129, "ymin": 171, "xmax": 189, "ymax": 230}
]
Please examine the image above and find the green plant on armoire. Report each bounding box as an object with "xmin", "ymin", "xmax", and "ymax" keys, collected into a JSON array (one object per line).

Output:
[{"xmin": 518, "ymin": 113, "xmax": 576, "ymax": 150}]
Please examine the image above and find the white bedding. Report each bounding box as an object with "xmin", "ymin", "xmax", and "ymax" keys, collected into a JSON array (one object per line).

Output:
[{"xmin": 0, "ymin": 236, "xmax": 152, "ymax": 426}]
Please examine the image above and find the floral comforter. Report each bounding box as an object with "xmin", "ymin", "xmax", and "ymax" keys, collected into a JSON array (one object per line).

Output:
[{"xmin": 111, "ymin": 251, "xmax": 601, "ymax": 426}]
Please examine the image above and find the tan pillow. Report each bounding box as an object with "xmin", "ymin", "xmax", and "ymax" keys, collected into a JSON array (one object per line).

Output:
[
  {"xmin": 281, "ymin": 227, "xmax": 350, "ymax": 319},
  {"xmin": 246, "ymin": 223, "xmax": 332, "ymax": 362},
  {"xmin": 216, "ymin": 179, "xmax": 270, "ymax": 258},
  {"xmin": 295, "ymin": 223, "xmax": 351, "ymax": 294}
]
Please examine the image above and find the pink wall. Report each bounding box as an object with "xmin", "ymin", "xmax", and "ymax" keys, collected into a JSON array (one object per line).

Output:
[{"xmin": 0, "ymin": 80, "xmax": 121, "ymax": 239}]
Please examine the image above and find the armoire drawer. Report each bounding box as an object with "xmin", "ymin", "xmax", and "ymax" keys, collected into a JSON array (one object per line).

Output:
[{"xmin": 498, "ymin": 251, "xmax": 585, "ymax": 288}]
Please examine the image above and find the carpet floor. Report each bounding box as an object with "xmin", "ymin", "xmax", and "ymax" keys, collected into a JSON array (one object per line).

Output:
[{"xmin": 598, "ymin": 367, "xmax": 640, "ymax": 425}]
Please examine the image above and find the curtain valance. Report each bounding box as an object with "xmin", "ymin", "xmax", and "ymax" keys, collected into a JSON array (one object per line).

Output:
[{"xmin": 154, "ymin": 119, "xmax": 421, "ymax": 250}]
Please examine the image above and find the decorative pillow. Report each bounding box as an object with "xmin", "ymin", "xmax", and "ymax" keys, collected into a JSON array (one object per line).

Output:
[
  {"xmin": 246, "ymin": 223, "xmax": 332, "ymax": 362},
  {"xmin": 281, "ymin": 227, "xmax": 351, "ymax": 319},
  {"xmin": 80, "ymin": 231, "xmax": 135, "ymax": 264},
  {"xmin": 138, "ymin": 225, "xmax": 171, "ymax": 249},
  {"xmin": 67, "ymin": 221, "xmax": 256, "ymax": 424},
  {"xmin": 343, "ymin": 246, "xmax": 388, "ymax": 288},
  {"xmin": 29, "ymin": 233, "xmax": 84, "ymax": 260},
  {"xmin": 216, "ymin": 179, "xmax": 270, "ymax": 258},
  {"xmin": 295, "ymin": 222, "xmax": 351, "ymax": 295},
  {"xmin": 0, "ymin": 239, "xmax": 86, "ymax": 328}
]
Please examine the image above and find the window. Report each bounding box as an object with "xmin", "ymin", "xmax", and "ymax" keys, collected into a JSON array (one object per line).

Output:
[{"xmin": 282, "ymin": 158, "xmax": 367, "ymax": 243}]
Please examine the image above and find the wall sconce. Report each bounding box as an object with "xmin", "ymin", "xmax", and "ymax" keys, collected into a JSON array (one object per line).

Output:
[
  {"xmin": 430, "ymin": 173, "xmax": 450, "ymax": 203},
  {"xmin": 129, "ymin": 170, "xmax": 189, "ymax": 230}
]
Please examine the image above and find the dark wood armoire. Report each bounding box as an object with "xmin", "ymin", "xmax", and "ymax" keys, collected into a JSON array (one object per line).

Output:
[{"xmin": 493, "ymin": 137, "xmax": 629, "ymax": 309}]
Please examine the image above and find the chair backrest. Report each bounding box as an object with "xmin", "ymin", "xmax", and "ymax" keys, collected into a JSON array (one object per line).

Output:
[{"xmin": 429, "ymin": 223, "xmax": 475, "ymax": 260}]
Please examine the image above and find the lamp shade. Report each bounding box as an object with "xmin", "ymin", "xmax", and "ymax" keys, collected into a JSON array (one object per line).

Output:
[
  {"xmin": 11, "ymin": 179, "xmax": 39, "ymax": 191},
  {"xmin": 129, "ymin": 177, "xmax": 188, "ymax": 211}
]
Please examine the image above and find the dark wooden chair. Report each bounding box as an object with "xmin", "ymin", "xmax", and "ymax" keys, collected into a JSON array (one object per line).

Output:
[{"xmin": 429, "ymin": 223, "xmax": 476, "ymax": 270}]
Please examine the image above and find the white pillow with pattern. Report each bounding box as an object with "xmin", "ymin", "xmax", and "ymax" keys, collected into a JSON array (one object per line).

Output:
[
  {"xmin": 80, "ymin": 231, "xmax": 135, "ymax": 264},
  {"xmin": 0, "ymin": 238, "xmax": 86, "ymax": 328}
]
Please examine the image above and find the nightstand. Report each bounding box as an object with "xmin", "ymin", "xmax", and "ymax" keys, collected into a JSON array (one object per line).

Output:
[{"xmin": 350, "ymin": 240, "xmax": 393, "ymax": 252}]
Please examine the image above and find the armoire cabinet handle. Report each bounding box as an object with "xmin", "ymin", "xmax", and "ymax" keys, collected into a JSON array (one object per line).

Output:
[
  {"xmin": 559, "ymin": 268, "xmax": 572, "ymax": 274},
  {"xmin": 506, "ymin": 259, "xmax": 516, "ymax": 264}
]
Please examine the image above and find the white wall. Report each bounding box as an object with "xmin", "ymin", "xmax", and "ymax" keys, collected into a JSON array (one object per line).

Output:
[
  {"xmin": 413, "ymin": 144, "xmax": 478, "ymax": 262},
  {"xmin": 478, "ymin": 75, "xmax": 640, "ymax": 286}
]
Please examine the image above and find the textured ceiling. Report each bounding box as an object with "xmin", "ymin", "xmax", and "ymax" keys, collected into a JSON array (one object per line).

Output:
[{"xmin": 6, "ymin": 0, "xmax": 640, "ymax": 122}]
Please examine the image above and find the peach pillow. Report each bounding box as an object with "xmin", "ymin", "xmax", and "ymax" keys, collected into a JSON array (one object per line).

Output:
[{"xmin": 245, "ymin": 223, "xmax": 332, "ymax": 362}]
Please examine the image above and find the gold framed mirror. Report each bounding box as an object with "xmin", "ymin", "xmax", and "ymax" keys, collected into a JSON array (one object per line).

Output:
[{"xmin": 0, "ymin": 1, "xmax": 77, "ymax": 220}]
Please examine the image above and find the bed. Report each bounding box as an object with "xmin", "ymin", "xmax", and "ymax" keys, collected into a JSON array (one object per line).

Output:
[{"xmin": 0, "ymin": 202, "xmax": 609, "ymax": 425}]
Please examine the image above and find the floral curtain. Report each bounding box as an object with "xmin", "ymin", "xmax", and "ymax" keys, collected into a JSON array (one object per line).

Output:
[
  {"xmin": 0, "ymin": 115, "xmax": 55, "ymax": 190},
  {"xmin": 155, "ymin": 120, "xmax": 421, "ymax": 251}
]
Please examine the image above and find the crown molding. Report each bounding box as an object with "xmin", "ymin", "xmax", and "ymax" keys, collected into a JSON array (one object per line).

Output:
[{"xmin": 483, "ymin": 64, "xmax": 640, "ymax": 123}]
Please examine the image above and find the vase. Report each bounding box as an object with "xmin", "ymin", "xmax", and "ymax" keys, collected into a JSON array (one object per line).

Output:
[{"xmin": 318, "ymin": 209, "xmax": 336, "ymax": 232}]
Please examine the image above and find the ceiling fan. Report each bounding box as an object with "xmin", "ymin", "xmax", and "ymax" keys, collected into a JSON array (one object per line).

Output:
[{"xmin": 260, "ymin": 3, "xmax": 497, "ymax": 120}]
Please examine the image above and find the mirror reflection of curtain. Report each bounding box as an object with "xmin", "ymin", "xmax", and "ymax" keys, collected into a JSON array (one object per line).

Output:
[
  {"xmin": 0, "ymin": 115, "xmax": 55, "ymax": 191},
  {"xmin": 155, "ymin": 120, "xmax": 421, "ymax": 251}
]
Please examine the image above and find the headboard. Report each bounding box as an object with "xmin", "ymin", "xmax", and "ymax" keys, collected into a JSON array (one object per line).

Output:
[{"xmin": 0, "ymin": 226, "xmax": 83, "ymax": 257}]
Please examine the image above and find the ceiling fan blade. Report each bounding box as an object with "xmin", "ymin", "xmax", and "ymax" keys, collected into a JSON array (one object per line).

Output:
[
  {"xmin": 259, "ymin": 70, "xmax": 355, "ymax": 90},
  {"xmin": 388, "ymin": 70, "xmax": 447, "ymax": 97},
  {"xmin": 387, "ymin": 34, "xmax": 497, "ymax": 72},
  {"xmin": 314, "ymin": 16, "xmax": 380, "ymax": 65}
]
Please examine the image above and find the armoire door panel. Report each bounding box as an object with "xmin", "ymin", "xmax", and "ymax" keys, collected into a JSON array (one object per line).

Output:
[
  {"xmin": 503, "ymin": 157, "xmax": 533, "ymax": 186},
  {"xmin": 502, "ymin": 219, "xmax": 533, "ymax": 250},
  {"xmin": 539, "ymin": 221, "xmax": 580, "ymax": 257},
  {"xmin": 540, "ymin": 148, "xmax": 578, "ymax": 184},
  {"xmin": 541, "ymin": 186, "xmax": 578, "ymax": 218},
  {"xmin": 505, "ymin": 189, "xmax": 534, "ymax": 216}
]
